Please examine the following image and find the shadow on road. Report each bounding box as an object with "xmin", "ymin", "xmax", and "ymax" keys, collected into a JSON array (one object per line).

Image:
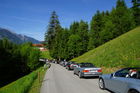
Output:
[{"xmin": 81, "ymin": 76, "xmax": 99, "ymax": 79}]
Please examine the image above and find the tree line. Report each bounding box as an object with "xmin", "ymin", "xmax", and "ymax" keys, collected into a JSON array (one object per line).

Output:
[
  {"xmin": 45, "ymin": 0, "xmax": 140, "ymax": 60},
  {"xmin": 0, "ymin": 39, "xmax": 41, "ymax": 87}
]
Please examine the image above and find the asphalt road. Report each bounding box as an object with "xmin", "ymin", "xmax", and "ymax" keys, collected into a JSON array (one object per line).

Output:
[{"xmin": 40, "ymin": 63, "xmax": 111, "ymax": 93}]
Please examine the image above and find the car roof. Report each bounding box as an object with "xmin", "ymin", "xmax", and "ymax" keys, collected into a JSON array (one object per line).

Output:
[
  {"xmin": 80, "ymin": 63, "xmax": 93, "ymax": 64},
  {"xmin": 123, "ymin": 67, "xmax": 140, "ymax": 69}
]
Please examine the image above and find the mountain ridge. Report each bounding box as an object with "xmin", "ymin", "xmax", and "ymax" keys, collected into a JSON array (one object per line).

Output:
[{"xmin": 0, "ymin": 27, "xmax": 40, "ymax": 44}]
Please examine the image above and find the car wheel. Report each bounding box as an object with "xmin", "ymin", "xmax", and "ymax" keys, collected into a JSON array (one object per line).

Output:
[
  {"xmin": 73, "ymin": 71, "xmax": 76, "ymax": 75},
  {"xmin": 128, "ymin": 90, "xmax": 139, "ymax": 93},
  {"xmin": 78, "ymin": 72, "xmax": 82, "ymax": 78},
  {"xmin": 99, "ymin": 78, "xmax": 105, "ymax": 90}
]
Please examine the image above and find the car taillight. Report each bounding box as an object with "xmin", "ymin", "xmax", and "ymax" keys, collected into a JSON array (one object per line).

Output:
[
  {"xmin": 82, "ymin": 70, "xmax": 89, "ymax": 72},
  {"xmin": 98, "ymin": 69, "xmax": 102, "ymax": 72}
]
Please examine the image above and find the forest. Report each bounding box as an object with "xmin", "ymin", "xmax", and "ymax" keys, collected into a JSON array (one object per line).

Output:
[
  {"xmin": 45, "ymin": 0, "xmax": 140, "ymax": 60},
  {"xmin": 0, "ymin": 38, "xmax": 42, "ymax": 87}
]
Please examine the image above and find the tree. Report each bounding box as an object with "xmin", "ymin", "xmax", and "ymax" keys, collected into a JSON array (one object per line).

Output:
[
  {"xmin": 55, "ymin": 28, "xmax": 70, "ymax": 59},
  {"xmin": 0, "ymin": 39, "xmax": 41, "ymax": 87},
  {"xmin": 111, "ymin": 0, "xmax": 135, "ymax": 37},
  {"xmin": 132, "ymin": 0, "xmax": 140, "ymax": 26},
  {"xmin": 99, "ymin": 11, "xmax": 114, "ymax": 44},
  {"xmin": 78, "ymin": 20, "xmax": 89, "ymax": 53},
  {"xmin": 45, "ymin": 11, "xmax": 61, "ymax": 50},
  {"xmin": 69, "ymin": 22, "xmax": 79, "ymax": 34},
  {"xmin": 88, "ymin": 10, "xmax": 104, "ymax": 50},
  {"xmin": 45, "ymin": 11, "xmax": 62, "ymax": 58},
  {"xmin": 68, "ymin": 34, "xmax": 82, "ymax": 59}
]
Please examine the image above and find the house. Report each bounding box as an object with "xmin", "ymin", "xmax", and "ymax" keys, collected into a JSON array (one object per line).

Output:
[{"xmin": 32, "ymin": 44, "xmax": 47, "ymax": 51}]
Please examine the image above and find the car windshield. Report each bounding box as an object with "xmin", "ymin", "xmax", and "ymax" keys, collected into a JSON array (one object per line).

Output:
[
  {"xmin": 80, "ymin": 63, "xmax": 95, "ymax": 67},
  {"xmin": 115, "ymin": 68, "xmax": 140, "ymax": 79}
]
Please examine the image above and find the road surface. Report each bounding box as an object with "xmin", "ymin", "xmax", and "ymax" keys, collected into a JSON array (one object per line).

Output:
[{"xmin": 40, "ymin": 63, "xmax": 111, "ymax": 93}]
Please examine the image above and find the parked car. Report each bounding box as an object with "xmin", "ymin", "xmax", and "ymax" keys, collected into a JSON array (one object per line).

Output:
[
  {"xmin": 66, "ymin": 61, "xmax": 75, "ymax": 70},
  {"xmin": 73, "ymin": 62, "xmax": 102, "ymax": 78},
  {"xmin": 59, "ymin": 61, "xmax": 65, "ymax": 66},
  {"xmin": 70, "ymin": 62, "xmax": 78, "ymax": 70},
  {"xmin": 63, "ymin": 61, "xmax": 68, "ymax": 67},
  {"xmin": 98, "ymin": 67, "xmax": 140, "ymax": 93}
]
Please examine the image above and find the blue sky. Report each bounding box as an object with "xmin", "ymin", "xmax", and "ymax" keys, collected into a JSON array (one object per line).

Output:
[{"xmin": 0, "ymin": 0, "xmax": 132, "ymax": 41}]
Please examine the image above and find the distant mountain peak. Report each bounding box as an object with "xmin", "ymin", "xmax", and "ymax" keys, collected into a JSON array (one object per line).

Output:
[{"xmin": 0, "ymin": 27, "xmax": 41, "ymax": 44}]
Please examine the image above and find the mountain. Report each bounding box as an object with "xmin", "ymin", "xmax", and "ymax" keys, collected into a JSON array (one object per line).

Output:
[
  {"xmin": 72, "ymin": 27, "xmax": 140, "ymax": 69},
  {"xmin": 0, "ymin": 28, "xmax": 40, "ymax": 44}
]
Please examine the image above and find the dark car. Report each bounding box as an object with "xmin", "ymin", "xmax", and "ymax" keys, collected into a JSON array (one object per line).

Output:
[{"xmin": 99, "ymin": 67, "xmax": 140, "ymax": 93}]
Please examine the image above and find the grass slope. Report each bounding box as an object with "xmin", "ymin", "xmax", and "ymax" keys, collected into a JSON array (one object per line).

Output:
[
  {"xmin": 40, "ymin": 51, "xmax": 52, "ymax": 59},
  {"xmin": 72, "ymin": 27, "xmax": 140, "ymax": 68},
  {"xmin": 0, "ymin": 68, "xmax": 44, "ymax": 93}
]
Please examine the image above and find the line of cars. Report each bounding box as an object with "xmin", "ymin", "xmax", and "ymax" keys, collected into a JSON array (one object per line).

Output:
[
  {"xmin": 59, "ymin": 61, "xmax": 140, "ymax": 93},
  {"xmin": 59, "ymin": 61, "xmax": 102, "ymax": 78}
]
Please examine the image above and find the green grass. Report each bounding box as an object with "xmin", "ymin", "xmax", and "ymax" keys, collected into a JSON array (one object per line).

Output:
[
  {"xmin": 72, "ymin": 27, "xmax": 140, "ymax": 72},
  {"xmin": 0, "ymin": 68, "xmax": 44, "ymax": 93},
  {"xmin": 27, "ymin": 67, "xmax": 47, "ymax": 93},
  {"xmin": 40, "ymin": 51, "xmax": 52, "ymax": 59}
]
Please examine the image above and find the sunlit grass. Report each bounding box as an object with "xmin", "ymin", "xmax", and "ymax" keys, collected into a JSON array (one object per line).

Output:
[
  {"xmin": 28, "ymin": 67, "xmax": 47, "ymax": 93},
  {"xmin": 40, "ymin": 51, "xmax": 52, "ymax": 59},
  {"xmin": 72, "ymin": 27, "xmax": 140, "ymax": 73},
  {"xmin": 0, "ymin": 67, "xmax": 47, "ymax": 93}
]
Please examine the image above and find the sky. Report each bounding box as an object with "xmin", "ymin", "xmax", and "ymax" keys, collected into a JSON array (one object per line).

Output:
[{"xmin": 0, "ymin": 0, "xmax": 132, "ymax": 41}]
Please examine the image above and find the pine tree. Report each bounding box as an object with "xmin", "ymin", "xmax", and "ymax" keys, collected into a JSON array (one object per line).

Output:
[
  {"xmin": 68, "ymin": 34, "xmax": 81, "ymax": 59},
  {"xmin": 132, "ymin": 0, "xmax": 140, "ymax": 26},
  {"xmin": 88, "ymin": 10, "xmax": 104, "ymax": 50},
  {"xmin": 56, "ymin": 28, "xmax": 69, "ymax": 59},
  {"xmin": 110, "ymin": 0, "xmax": 135, "ymax": 37},
  {"xmin": 45, "ymin": 11, "xmax": 62, "ymax": 58},
  {"xmin": 70, "ymin": 22, "xmax": 79, "ymax": 35},
  {"xmin": 45, "ymin": 11, "xmax": 61, "ymax": 50},
  {"xmin": 78, "ymin": 20, "xmax": 89, "ymax": 53},
  {"xmin": 99, "ymin": 11, "xmax": 114, "ymax": 44}
]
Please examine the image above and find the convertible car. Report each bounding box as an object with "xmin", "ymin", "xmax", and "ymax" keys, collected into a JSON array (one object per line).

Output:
[
  {"xmin": 74, "ymin": 63, "xmax": 102, "ymax": 78},
  {"xmin": 99, "ymin": 67, "xmax": 140, "ymax": 93}
]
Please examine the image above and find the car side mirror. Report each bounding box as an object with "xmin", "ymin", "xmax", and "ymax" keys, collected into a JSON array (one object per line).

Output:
[{"xmin": 110, "ymin": 73, "xmax": 114, "ymax": 78}]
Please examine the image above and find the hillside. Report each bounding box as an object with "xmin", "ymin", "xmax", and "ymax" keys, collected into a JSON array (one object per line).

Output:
[
  {"xmin": 0, "ymin": 28, "xmax": 40, "ymax": 44},
  {"xmin": 72, "ymin": 27, "xmax": 140, "ymax": 68},
  {"xmin": 40, "ymin": 51, "xmax": 52, "ymax": 59}
]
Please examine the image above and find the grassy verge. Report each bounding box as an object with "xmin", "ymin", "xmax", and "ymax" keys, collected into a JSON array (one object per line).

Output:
[
  {"xmin": 27, "ymin": 67, "xmax": 47, "ymax": 93},
  {"xmin": 0, "ymin": 71, "xmax": 37, "ymax": 93},
  {"xmin": 0, "ymin": 67, "xmax": 47, "ymax": 93}
]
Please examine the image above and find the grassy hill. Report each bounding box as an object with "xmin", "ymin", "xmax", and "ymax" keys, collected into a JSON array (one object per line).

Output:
[
  {"xmin": 40, "ymin": 51, "xmax": 52, "ymax": 59},
  {"xmin": 72, "ymin": 27, "xmax": 140, "ymax": 69}
]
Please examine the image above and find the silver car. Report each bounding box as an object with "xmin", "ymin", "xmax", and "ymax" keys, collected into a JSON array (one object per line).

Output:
[
  {"xmin": 99, "ymin": 68, "xmax": 140, "ymax": 93},
  {"xmin": 73, "ymin": 63, "xmax": 102, "ymax": 78}
]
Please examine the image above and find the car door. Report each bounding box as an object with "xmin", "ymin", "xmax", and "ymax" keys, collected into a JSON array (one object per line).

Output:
[
  {"xmin": 74, "ymin": 64, "xmax": 79, "ymax": 74},
  {"xmin": 107, "ymin": 69, "xmax": 129, "ymax": 93}
]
